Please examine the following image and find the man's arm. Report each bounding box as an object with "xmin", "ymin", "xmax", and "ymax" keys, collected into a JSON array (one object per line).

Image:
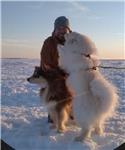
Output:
[
  {"xmin": 40, "ymin": 37, "xmax": 59, "ymax": 71},
  {"xmin": 40, "ymin": 38, "xmax": 53, "ymax": 70}
]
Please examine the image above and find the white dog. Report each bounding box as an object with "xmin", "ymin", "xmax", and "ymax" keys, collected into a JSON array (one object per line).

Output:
[{"xmin": 58, "ymin": 32, "xmax": 118, "ymax": 141}]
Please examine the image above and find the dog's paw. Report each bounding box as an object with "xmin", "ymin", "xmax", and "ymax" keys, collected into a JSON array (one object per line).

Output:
[
  {"xmin": 57, "ymin": 127, "xmax": 66, "ymax": 133},
  {"xmin": 94, "ymin": 127, "xmax": 104, "ymax": 135}
]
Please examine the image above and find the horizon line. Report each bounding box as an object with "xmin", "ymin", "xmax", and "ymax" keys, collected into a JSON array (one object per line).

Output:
[{"xmin": 0, "ymin": 57, "xmax": 125, "ymax": 61}]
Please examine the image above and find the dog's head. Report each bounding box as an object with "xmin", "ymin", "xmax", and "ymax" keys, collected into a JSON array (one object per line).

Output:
[
  {"xmin": 27, "ymin": 66, "xmax": 47, "ymax": 84},
  {"xmin": 58, "ymin": 32, "xmax": 97, "ymax": 55},
  {"xmin": 27, "ymin": 66, "xmax": 69, "ymax": 84},
  {"xmin": 58, "ymin": 32, "xmax": 99, "ymax": 71}
]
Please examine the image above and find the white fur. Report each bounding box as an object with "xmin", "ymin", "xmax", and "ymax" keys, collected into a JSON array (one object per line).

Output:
[{"xmin": 58, "ymin": 32, "xmax": 118, "ymax": 141}]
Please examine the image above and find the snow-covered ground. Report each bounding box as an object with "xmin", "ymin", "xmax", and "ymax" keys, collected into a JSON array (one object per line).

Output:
[{"xmin": 1, "ymin": 58, "xmax": 125, "ymax": 150}]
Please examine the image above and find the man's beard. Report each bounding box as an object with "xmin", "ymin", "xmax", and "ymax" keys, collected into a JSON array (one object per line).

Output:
[{"xmin": 56, "ymin": 36, "xmax": 65, "ymax": 45}]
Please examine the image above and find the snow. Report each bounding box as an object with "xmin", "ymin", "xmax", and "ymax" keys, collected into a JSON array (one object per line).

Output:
[{"xmin": 1, "ymin": 58, "xmax": 125, "ymax": 150}]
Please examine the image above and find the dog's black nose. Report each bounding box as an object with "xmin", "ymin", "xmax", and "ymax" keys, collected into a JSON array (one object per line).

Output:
[{"xmin": 27, "ymin": 78, "xmax": 30, "ymax": 82}]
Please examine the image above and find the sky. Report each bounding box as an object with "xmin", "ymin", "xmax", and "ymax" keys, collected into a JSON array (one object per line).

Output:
[{"xmin": 1, "ymin": 1, "xmax": 124, "ymax": 59}]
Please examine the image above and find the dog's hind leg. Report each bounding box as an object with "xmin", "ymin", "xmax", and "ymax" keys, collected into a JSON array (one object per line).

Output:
[
  {"xmin": 57, "ymin": 109, "xmax": 68, "ymax": 133},
  {"xmin": 94, "ymin": 120, "xmax": 104, "ymax": 135},
  {"xmin": 74, "ymin": 127, "xmax": 91, "ymax": 142}
]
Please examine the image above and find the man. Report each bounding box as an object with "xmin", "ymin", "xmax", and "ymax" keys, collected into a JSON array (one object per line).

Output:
[
  {"xmin": 40, "ymin": 16, "xmax": 71, "ymax": 71},
  {"xmin": 40, "ymin": 16, "xmax": 72, "ymax": 123}
]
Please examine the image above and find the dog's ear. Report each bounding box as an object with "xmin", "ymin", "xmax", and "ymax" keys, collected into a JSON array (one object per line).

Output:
[{"xmin": 32, "ymin": 66, "xmax": 44, "ymax": 77}]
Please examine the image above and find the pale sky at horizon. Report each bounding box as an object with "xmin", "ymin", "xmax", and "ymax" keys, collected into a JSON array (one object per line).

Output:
[{"xmin": 1, "ymin": 1, "xmax": 124, "ymax": 59}]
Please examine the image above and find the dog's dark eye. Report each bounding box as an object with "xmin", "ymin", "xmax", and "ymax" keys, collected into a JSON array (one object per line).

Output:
[{"xmin": 69, "ymin": 39, "xmax": 77, "ymax": 44}]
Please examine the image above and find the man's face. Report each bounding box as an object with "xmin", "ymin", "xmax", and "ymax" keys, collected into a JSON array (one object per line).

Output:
[{"xmin": 54, "ymin": 26, "xmax": 70, "ymax": 41}]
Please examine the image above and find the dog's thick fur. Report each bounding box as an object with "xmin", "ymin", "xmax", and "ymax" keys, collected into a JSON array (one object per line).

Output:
[
  {"xmin": 27, "ymin": 67, "xmax": 73, "ymax": 132},
  {"xmin": 58, "ymin": 32, "xmax": 118, "ymax": 141}
]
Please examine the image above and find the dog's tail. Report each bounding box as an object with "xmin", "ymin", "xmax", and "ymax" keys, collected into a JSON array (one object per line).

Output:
[{"xmin": 89, "ymin": 71, "xmax": 118, "ymax": 118}]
